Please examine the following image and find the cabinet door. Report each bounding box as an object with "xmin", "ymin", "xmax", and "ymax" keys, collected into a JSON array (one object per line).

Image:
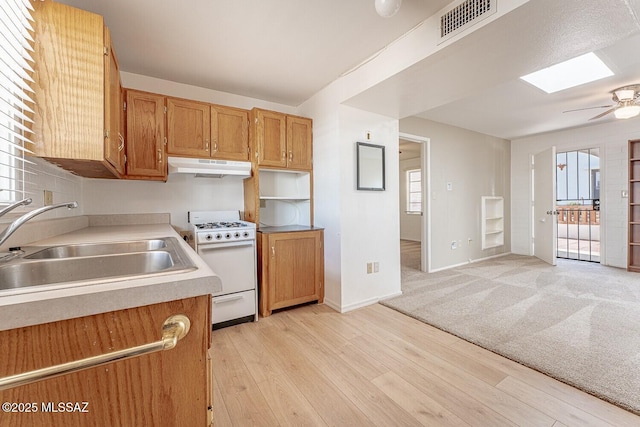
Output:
[
  {"xmin": 211, "ymin": 105, "xmax": 249, "ymax": 161},
  {"xmin": 31, "ymin": 1, "xmax": 116, "ymax": 178},
  {"xmin": 267, "ymin": 231, "xmax": 323, "ymax": 313},
  {"xmin": 255, "ymin": 109, "xmax": 287, "ymax": 167},
  {"xmin": 0, "ymin": 296, "xmax": 210, "ymax": 427},
  {"xmin": 286, "ymin": 116, "xmax": 313, "ymax": 170},
  {"xmin": 167, "ymin": 98, "xmax": 211, "ymax": 157},
  {"xmin": 103, "ymin": 27, "xmax": 125, "ymax": 176},
  {"xmin": 125, "ymin": 90, "xmax": 166, "ymax": 178}
]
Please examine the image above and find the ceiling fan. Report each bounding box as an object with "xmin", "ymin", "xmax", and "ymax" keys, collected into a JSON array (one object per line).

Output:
[{"xmin": 563, "ymin": 84, "xmax": 640, "ymax": 120}]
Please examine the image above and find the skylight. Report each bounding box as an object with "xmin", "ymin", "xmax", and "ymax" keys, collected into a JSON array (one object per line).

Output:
[{"xmin": 520, "ymin": 52, "xmax": 614, "ymax": 94}]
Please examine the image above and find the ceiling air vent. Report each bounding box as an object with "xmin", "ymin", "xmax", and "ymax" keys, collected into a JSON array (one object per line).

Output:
[{"xmin": 439, "ymin": 0, "xmax": 497, "ymax": 43}]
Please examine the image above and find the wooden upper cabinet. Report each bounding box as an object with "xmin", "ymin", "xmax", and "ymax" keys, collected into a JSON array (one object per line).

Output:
[
  {"xmin": 166, "ymin": 99, "xmax": 249, "ymax": 161},
  {"xmin": 30, "ymin": 0, "xmax": 121, "ymax": 178},
  {"xmin": 286, "ymin": 115, "xmax": 313, "ymax": 170},
  {"xmin": 252, "ymin": 109, "xmax": 312, "ymax": 170},
  {"xmin": 253, "ymin": 109, "xmax": 287, "ymax": 168},
  {"xmin": 104, "ymin": 27, "xmax": 125, "ymax": 176},
  {"xmin": 211, "ymin": 105, "xmax": 249, "ymax": 161},
  {"xmin": 166, "ymin": 98, "xmax": 211, "ymax": 158},
  {"xmin": 125, "ymin": 90, "xmax": 167, "ymax": 179}
]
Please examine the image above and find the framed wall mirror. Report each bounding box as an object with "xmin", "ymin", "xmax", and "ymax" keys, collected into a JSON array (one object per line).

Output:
[{"xmin": 356, "ymin": 142, "xmax": 385, "ymax": 191}]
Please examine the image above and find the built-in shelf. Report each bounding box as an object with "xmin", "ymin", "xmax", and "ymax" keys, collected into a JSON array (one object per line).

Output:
[
  {"xmin": 481, "ymin": 196, "xmax": 504, "ymax": 249},
  {"xmin": 629, "ymin": 140, "xmax": 640, "ymax": 272},
  {"xmin": 258, "ymin": 169, "xmax": 312, "ymax": 227}
]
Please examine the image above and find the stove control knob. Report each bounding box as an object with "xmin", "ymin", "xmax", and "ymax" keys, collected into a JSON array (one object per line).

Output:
[
  {"xmin": 225, "ymin": 233, "xmax": 232, "ymax": 239},
  {"xmin": 205, "ymin": 234, "xmax": 213, "ymax": 241},
  {"xmin": 234, "ymin": 232, "xmax": 241, "ymax": 238},
  {"xmin": 242, "ymin": 231, "xmax": 250, "ymax": 238},
  {"xmin": 215, "ymin": 233, "xmax": 223, "ymax": 240}
]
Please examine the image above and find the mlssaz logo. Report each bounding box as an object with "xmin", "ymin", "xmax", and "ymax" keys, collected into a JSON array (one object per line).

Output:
[{"xmin": 41, "ymin": 402, "xmax": 89, "ymax": 413}]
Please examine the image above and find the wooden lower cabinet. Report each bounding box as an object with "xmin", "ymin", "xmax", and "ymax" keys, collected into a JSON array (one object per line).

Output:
[
  {"xmin": 0, "ymin": 295, "xmax": 212, "ymax": 427},
  {"xmin": 258, "ymin": 229, "xmax": 324, "ymax": 317}
]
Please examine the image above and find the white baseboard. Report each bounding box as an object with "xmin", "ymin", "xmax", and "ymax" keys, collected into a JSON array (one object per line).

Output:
[
  {"xmin": 337, "ymin": 291, "xmax": 403, "ymax": 313},
  {"xmin": 429, "ymin": 252, "xmax": 512, "ymax": 273},
  {"xmin": 322, "ymin": 298, "xmax": 341, "ymax": 313}
]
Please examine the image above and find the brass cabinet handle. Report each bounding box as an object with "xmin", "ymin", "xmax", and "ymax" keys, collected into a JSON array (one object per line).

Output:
[
  {"xmin": 289, "ymin": 151, "xmax": 293, "ymax": 162},
  {"xmin": 158, "ymin": 149, "xmax": 163, "ymax": 163},
  {"xmin": 0, "ymin": 314, "xmax": 190, "ymax": 391},
  {"xmin": 118, "ymin": 133, "xmax": 125, "ymax": 151}
]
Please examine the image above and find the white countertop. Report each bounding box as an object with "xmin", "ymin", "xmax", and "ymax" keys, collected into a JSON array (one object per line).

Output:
[{"xmin": 0, "ymin": 224, "xmax": 221, "ymax": 331}]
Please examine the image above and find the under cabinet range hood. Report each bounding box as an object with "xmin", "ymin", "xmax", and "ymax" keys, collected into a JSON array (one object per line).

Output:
[{"xmin": 167, "ymin": 157, "xmax": 251, "ymax": 177}]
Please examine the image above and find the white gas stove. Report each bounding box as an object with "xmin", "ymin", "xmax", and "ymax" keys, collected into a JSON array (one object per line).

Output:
[{"xmin": 189, "ymin": 211, "xmax": 257, "ymax": 328}]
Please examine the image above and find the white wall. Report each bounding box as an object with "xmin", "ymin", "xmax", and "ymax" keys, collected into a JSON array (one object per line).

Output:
[
  {"xmin": 400, "ymin": 117, "xmax": 511, "ymax": 271},
  {"xmin": 339, "ymin": 106, "xmax": 401, "ymax": 312},
  {"xmin": 399, "ymin": 157, "xmax": 421, "ymax": 241},
  {"xmin": 511, "ymin": 119, "xmax": 640, "ymax": 268},
  {"xmin": 82, "ymin": 174, "xmax": 247, "ymax": 230}
]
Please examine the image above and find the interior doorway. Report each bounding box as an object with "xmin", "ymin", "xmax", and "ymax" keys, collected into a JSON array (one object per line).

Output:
[
  {"xmin": 399, "ymin": 133, "xmax": 430, "ymax": 272},
  {"xmin": 555, "ymin": 148, "xmax": 601, "ymax": 263}
]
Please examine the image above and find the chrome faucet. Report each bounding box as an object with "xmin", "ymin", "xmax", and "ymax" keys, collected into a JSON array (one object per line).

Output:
[
  {"xmin": 0, "ymin": 198, "xmax": 32, "ymax": 218},
  {"xmin": 0, "ymin": 201, "xmax": 78, "ymax": 247}
]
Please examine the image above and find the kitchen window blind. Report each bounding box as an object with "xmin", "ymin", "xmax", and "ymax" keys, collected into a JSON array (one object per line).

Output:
[{"xmin": 0, "ymin": 0, "xmax": 35, "ymax": 205}]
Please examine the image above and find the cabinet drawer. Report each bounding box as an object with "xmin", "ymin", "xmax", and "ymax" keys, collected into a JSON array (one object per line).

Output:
[{"xmin": 212, "ymin": 290, "xmax": 256, "ymax": 324}]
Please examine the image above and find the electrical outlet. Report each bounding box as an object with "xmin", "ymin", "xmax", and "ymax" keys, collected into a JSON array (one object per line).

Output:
[
  {"xmin": 374, "ymin": 262, "xmax": 379, "ymax": 273},
  {"xmin": 451, "ymin": 240, "xmax": 457, "ymax": 250},
  {"xmin": 366, "ymin": 262, "xmax": 372, "ymax": 274},
  {"xmin": 43, "ymin": 190, "xmax": 53, "ymax": 206}
]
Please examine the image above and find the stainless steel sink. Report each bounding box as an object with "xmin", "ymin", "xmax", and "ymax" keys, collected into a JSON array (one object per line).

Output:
[
  {"xmin": 0, "ymin": 237, "xmax": 197, "ymax": 291},
  {"xmin": 25, "ymin": 239, "xmax": 167, "ymax": 259}
]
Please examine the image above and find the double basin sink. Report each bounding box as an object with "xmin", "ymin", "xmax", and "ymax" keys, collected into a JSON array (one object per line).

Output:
[{"xmin": 0, "ymin": 237, "xmax": 197, "ymax": 291}]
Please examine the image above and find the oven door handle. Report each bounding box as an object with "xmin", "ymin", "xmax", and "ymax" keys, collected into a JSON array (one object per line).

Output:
[{"xmin": 197, "ymin": 240, "xmax": 255, "ymax": 250}]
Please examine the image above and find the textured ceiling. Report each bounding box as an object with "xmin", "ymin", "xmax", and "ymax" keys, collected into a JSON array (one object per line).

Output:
[
  {"xmin": 346, "ymin": 0, "xmax": 640, "ymax": 139},
  {"xmin": 55, "ymin": 0, "xmax": 640, "ymax": 139},
  {"xmin": 57, "ymin": 0, "xmax": 451, "ymax": 106}
]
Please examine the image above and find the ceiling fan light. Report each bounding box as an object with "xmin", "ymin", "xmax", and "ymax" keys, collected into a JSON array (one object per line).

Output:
[
  {"xmin": 614, "ymin": 89, "xmax": 635, "ymax": 101},
  {"xmin": 375, "ymin": 0, "xmax": 402, "ymax": 17},
  {"xmin": 614, "ymin": 104, "xmax": 640, "ymax": 119}
]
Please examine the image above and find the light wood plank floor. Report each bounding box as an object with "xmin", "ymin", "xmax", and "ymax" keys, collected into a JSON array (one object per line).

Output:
[{"xmin": 211, "ymin": 303, "xmax": 640, "ymax": 426}]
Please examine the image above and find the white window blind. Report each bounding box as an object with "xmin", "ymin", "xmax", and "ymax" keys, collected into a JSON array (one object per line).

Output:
[
  {"xmin": 0, "ymin": 0, "xmax": 36, "ymax": 205},
  {"xmin": 406, "ymin": 169, "xmax": 422, "ymax": 214}
]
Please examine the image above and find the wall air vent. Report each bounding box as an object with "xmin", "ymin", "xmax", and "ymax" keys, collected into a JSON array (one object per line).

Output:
[{"xmin": 439, "ymin": 0, "xmax": 497, "ymax": 43}]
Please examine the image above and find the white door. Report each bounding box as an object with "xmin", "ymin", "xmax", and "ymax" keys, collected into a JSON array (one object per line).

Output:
[{"xmin": 533, "ymin": 147, "xmax": 557, "ymax": 265}]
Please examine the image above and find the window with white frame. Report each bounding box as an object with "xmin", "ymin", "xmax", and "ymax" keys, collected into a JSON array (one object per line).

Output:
[
  {"xmin": 406, "ymin": 169, "xmax": 421, "ymax": 214},
  {"xmin": 0, "ymin": 0, "xmax": 35, "ymax": 205}
]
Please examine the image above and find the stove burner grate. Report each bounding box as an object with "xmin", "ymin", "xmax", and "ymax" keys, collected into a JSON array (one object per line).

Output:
[{"xmin": 195, "ymin": 221, "xmax": 249, "ymax": 230}]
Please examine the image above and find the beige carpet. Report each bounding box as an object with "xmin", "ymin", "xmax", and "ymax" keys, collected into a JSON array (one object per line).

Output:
[{"xmin": 383, "ymin": 249, "xmax": 640, "ymax": 415}]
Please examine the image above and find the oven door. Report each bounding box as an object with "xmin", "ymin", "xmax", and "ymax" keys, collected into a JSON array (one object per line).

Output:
[{"xmin": 196, "ymin": 240, "xmax": 256, "ymax": 296}]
